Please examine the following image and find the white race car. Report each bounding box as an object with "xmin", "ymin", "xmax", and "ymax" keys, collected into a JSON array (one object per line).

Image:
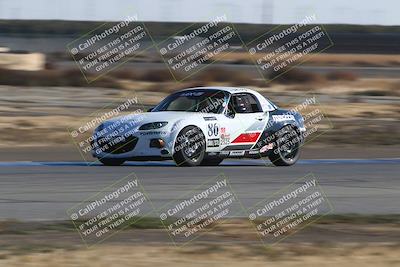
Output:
[{"xmin": 92, "ymin": 87, "xmax": 306, "ymax": 166}]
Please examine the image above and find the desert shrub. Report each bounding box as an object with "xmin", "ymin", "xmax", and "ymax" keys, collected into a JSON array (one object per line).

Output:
[
  {"xmin": 270, "ymin": 68, "xmax": 325, "ymax": 84},
  {"xmin": 111, "ymin": 69, "xmax": 139, "ymax": 80},
  {"xmin": 230, "ymin": 73, "xmax": 255, "ymax": 86},
  {"xmin": 326, "ymin": 71, "xmax": 358, "ymax": 81},
  {"xmin": 388, "ymin": 60, "xmax": 400, "ymax": 66},
  {"xmin": 139, "ymin": 69, "xmax": 175, "ymax": 82},
  {"xmin": 62, "ymin": 69, "xmax": 88, "ymax": 86},
  {"xmin": 351, "ymin": 89, "xmax": 399, "ymax": 97},
  {"xmin": 197, "ymin": 68, "xmax": 235, "ymax": 82},
  {"xmin": 389, "ymin": 81, "xmax": 400, "ymax": 91},
  {"xmin": 0, "ymin": 68, "xmax": 31, "ymax": 85},
  {"xmin": 195, "ymin": 68, "xmax": 257, "ymax": 86},
  {"xmin": 44, "ymin": 61, "xmax": 56, "ymax": 70},
  {"xmin": 91, "ymin": 76, "xmax": 123, "ymax": 89},
  {"xmin": 0, "ymin": 68, "xmax": 120, "ymax": 88},
  {"xmin": 146, "ymin": 81, "xmax": 212, "ymax": 94}
]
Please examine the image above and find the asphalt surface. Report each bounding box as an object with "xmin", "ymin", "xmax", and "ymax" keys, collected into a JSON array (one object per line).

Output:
[{"xmin": 0, "ymin": 146, "xmax": 399, "ymax": 220}]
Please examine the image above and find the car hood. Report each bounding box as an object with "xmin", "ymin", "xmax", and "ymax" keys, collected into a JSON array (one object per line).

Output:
[{"xmin": 101, "ymin": 111, "xmax": 214, "ymax": 130}]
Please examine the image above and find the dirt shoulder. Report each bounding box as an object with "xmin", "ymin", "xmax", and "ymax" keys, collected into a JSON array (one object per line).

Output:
[
  {"xmin": 0, "ymin": 218, "xmax": 399, "ymax": 266},
  {"xmin": 1, "ymin": 243, "xmax": 398, "ymax": 267}
]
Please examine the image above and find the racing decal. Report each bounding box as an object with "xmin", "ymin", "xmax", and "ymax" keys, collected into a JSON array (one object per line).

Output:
[
  {"xmin": 220, "ymin": 151, "xmax": 230, "ymax": 156},
  {"xmin": 272, "ymin": 115, "xmax": 295, "ymax": 122},
  {"xmin": 229, "ymin": 150, "xmax": 245, "ymax": 156},
  {"xmin": 140, "ymin": 131, "xmax": 168, "ymax": 136},
  {"xmin": 180, "ymin": 91, "xmax": 204, "ymax": 97},
  {"xmin": 243, "ymin": 114, "xmax": 270, "ymax": 148},
  {"xmin": 220, "ymin": 127, "xmax": 230, "ymax": 145},
  {"xmin": 203, "ymin": 116, "xmax": 217, "ymax": 121},
  {"xmin": 207, "ymin": 123, "xmax": 219, "ymax": 137},
  {"xmin": 207, "ymin": 138, "xmax": 220, "ymax": 147},
  {"xmin": 248, "ymin": 150, "xmax": 259, "ymax": 155},
  {"xmin": 232, "ymin": 132, "xmax": 261, "ymax": 143}
]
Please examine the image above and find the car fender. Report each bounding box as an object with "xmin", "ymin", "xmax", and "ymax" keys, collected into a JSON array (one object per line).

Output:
[{"xmin": 253, "ymin": 109, "xmax": 305, "ymax": 150}]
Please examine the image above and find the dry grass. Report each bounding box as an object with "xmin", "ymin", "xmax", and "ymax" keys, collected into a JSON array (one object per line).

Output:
[
  {"xmin": 270, "ymin": 68, "xmax": 325, "ymax": 84},
  {"xmin": 110, "ymin": 67, "xmax": 258, "ymax": 85},
  {"xmin": 352, "ymin": 89, "xmax": 400, "ymax": 97},
  {"xmin": 1, "ymin": 216, "xmax": 399, "ymax": 266},
  {"xmin": 0, "ymin": 52, "xmax": 45, "ymax": 71},
  {"xmin": 304, "ymin": 53, "xmax": 400, "ymax": 67},
  {"xmin": 318, "ymin": 103, "xmax": 400, "ymax": 119},
  {"xmin": 0, "ymin": 68, "xmax": 123, "ymax": 88},
  {"xmin": 326, "ymin": 71, "xmax": 358, "ymax": 81},
  {"xmin": 111, "ymin": 69, "xmax": 139, "ymax": 80},
  {"xmin": 139, "ymin": 69, "xmax": 178, "ymax": 82},
  {"xmin": 0, "ymin": 106, "xmax": 398, "ymax": 147},
  {"xmin": 0, "ymin": 243, "xmax": 399, "ymax": 267},
  {"xmin": 270, "ymin": 69, "xmax": 358, "ymax": 85},
  {"xmin": 223, "ymin": 52, "xmax": 400, "ymax": 67},
  {"xmin": 0, "ymin": 75, "xmax": 399, "ymax": 146},
  {"xmin": 191, "ymin": 68, "xmax": 259, "ymax": 86}
]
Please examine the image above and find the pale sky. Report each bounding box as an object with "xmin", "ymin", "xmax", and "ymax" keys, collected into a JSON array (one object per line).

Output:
[{"xmin": 0, "ymin": 0, "xmax": 398, "ymax": 25}]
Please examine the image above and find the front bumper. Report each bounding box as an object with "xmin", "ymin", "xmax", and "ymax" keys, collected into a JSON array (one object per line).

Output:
[{"xmin": 91, "ymin": 132, "xmax": 174, "ymax": 159}]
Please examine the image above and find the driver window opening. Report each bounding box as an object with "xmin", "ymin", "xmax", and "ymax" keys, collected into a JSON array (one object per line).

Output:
[{"xmin": 228, "ymin": 93, "xmax": 262, "ymax": 114}]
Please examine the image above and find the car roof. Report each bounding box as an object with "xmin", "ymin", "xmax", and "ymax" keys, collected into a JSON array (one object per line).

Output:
[
  {"xmin": 176, "ymin": 86, "xmax": 278, "ymax": 111},
  {"xmin": 179, "ymin": 86, "xmax": 255, "ymax": 94}
]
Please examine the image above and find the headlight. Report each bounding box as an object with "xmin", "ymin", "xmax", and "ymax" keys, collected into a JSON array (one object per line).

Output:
[{"xmin": 139, "ymin": 122, "xmax": 168, "ymax": 130}]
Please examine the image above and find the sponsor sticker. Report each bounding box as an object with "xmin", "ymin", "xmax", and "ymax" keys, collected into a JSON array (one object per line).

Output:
[
  {"xmin": 203, "ymin": 116, "xmax": 217, "ymax": 121},
  {"xmin": 207, "ymin": 138, "xmax": 220, "ymax": 147},
  {"xmin": 220, "ymin": 127, "xmax": 231, "ymax": 145},
  {"xmin": 139, "ymin": 131, "xmax": 168, "ymax": 136},
  {"xmin": 220, "ymin": 134, "xmax": 231, "ymax": 145},
  {"xmin": 272, "ymin": 115, "xmax": 295, "ymax": 122},
  {"xmin": 229, "ymin": 150, "xmax": 245, "ymax": 156}
]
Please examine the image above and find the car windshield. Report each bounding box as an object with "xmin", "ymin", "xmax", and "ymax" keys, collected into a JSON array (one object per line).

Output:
[{"xmin": 152, "ymin": 90, "xmax": 228, "ymax": 113}]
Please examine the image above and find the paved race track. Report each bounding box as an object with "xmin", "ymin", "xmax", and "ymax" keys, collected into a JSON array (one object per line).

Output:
[{"xmin": 0, "ymin": 157, "xmax": 399, "ymax": 220}]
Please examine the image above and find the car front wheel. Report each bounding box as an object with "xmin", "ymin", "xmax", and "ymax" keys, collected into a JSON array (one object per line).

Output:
[
  {"xmin": 268, "ymin": 127, "xmax": 301, "ymax": 166},
  {"xmin": 173, "ymin": 126, "xmax": 206, "ymax": 167}
]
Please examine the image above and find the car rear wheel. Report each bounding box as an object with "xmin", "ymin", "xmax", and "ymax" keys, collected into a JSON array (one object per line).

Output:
[
  {"xmin": 173, "ymin": 126, "xmax": 206, "ymax": 167},
  {"xmin": 268, "ymin": 127, "xmax": 301, "ymax": 166},
  {"xmin": 99, "ymin": 158, "xmax": 125, "ymax": 166}
]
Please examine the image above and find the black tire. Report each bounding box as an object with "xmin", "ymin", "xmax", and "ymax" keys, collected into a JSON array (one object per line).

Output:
[
  {"xmin": 173, "ymin": 126, "xmax": 206, "ymax": 167},
  {"xmin": 200, "ymin": 157, "xmax": 224, "ymax": 166},
  {"xmin": 99, "ymin": 158, "xmax": 126, "ymax": 166},
  {"xmin": 268, "ymin": 127, "xmax": 301, "ymax": 166}
]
